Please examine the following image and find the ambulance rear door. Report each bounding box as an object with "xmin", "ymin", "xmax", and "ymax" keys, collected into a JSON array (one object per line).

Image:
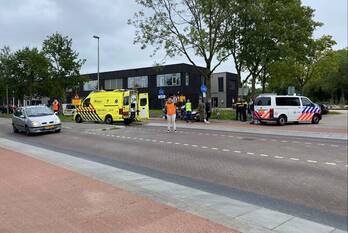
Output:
[{"xmin": 138, "ymin": 93, "xmax": 149, "ymax": 119}]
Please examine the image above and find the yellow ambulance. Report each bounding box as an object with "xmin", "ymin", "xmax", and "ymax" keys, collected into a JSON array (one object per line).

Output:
[{"xmin": 74, "ymin": 90, "xmax": 149, "ymax": 125}]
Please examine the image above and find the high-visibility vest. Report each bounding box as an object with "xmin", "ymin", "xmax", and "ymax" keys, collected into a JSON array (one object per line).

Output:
[{"xmin": 185, "ymin": 102, "xmax": 192, "ymax": 112}]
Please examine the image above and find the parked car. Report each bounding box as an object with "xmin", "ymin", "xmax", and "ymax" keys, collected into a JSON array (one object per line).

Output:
[
  {"xmin": 12, "ymin": 105, "xmax": 61, "ymax": 135},
  {"xmin": 62, "ymin": 103, "xmax": 76, "ymax": 116}
]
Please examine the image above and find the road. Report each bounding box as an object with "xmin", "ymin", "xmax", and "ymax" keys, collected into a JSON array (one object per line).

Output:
[{"xmin": 0, "ymin": 119, "xmax": 347, "ymax": 230}]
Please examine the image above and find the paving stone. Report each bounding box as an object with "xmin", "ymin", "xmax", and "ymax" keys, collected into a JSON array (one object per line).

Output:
[{"xmin": 274, "ymin": 217, "xmax": 335, "ymax": 233}]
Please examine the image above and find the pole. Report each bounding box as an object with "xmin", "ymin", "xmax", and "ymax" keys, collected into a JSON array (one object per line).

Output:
[
  {"xmin": 97, "ymin": 38, "xmax": 100, "ymax": 90},
  {"xmin": 6, "ymin": 85, "xmax": 9, "ymax": 114},
  {"xmin": 12, "ymin": 90, "xmax": 14, "ymax": 108}
]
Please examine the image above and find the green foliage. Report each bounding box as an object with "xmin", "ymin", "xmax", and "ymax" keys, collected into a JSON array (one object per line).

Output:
[{"xmin": 42, "ymin": 33, "xmax": 86, "ymax": 101}]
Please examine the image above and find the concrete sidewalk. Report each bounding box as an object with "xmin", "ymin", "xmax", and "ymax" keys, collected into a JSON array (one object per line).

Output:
[
  {"xmin": 1, "ymin": 138, "xmax": 346, "ymax": 233},
  {"xmin": 144, "ymin": 117, "xmax": 347, "ymax": 140},
  {"xmin": 0, "ymin": 147, "xmax": 237, "ymax": 233}
]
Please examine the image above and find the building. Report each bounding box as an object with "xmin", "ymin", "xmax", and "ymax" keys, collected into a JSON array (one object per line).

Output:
[
  {"xmin": 77, "ymin": 63, "xmax": 237, "ymax": 109},
  {"xmin": 210, "ymin": 72, "xmax": 238, "ymax": 108}
]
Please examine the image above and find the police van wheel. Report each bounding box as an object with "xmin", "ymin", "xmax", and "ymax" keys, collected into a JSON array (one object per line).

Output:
[
  {"xmin": 75, "ymin": 115, "xmax": 83, "ymax": 123},
  {"xmin": 312, "ymin": 114, "xmax": 320, "ymax": 124},
  {"xmin": 277, "ymin": 115, "xmax": 287, "ymax": 126},
  {"xmin": 105, "ymin": 115, "xmax": 113, "ymax": 125}
]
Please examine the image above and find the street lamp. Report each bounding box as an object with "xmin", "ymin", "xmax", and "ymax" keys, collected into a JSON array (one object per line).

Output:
[{"xmin": 93, "ymin": 35, "xmax": 100, "ymax": 90}]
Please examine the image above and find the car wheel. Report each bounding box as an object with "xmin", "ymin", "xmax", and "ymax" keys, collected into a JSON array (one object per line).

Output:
[
  {"xmin": 312, "ymin": 114, "xmax": 320, "ymax": 124},
  {"xmin": 75, "ymin": 114, "xmax": 83, "ymax": 123},
  {"xmin": 277, "ymin": 115, "xmax": 287, "ymax": 126},
  {"xmin": 12, "ymin": 124, "xmax": 19, "ymax": 133},
  {"xmin": 25, "ymin": 126, "xmax": 31, "ymax": 136},
  {"xmin": 105, "ymin": 115, "xmax": 113, "ymax": 125},
  {"xmin": 55, "ymin": 129, "xmax": 61, "ymax": 133}
]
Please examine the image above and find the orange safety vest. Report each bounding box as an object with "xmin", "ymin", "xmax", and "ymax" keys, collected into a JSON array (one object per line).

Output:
[
  {"xmin": 166, "ymin": 102, "xmax": 176, "ymax": 115},
  {"xmin": 53, "ymin": 102, "xmax": 59, "ymax": 111}
]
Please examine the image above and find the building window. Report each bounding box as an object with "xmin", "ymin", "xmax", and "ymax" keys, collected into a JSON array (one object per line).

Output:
[
  {"xmin": 185, "ymin": 73, "xmax": 189, "ymax": 86},
  {"xmin": 218, "ymin": 77, "xmax": 224, "ymax": 92},
  {"xmin": 156, "ymin": 73, "xmax": 181, "ymax": 87},
  {"xmin": 83, "ymin": 80, "xmax": 98, "ymax": 91},
  {"xmin": 128, "ymin": 76, "xmax": 148, "ymax": 88},
  {"xmin": 105, "ymin": 79, "xmax": 123, "ymax": 90}
]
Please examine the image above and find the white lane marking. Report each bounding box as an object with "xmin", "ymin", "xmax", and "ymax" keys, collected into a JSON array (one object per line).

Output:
[
  {"xmin": 237, "ymin": 137, "xmax": 243, "ymax": 139},
  {"xmin": 116, "ymin": 135, "xmax": 120, "ymax": 138},
  {"xmin": 307, "ymin": 160, "xmax": 317, "ymax": 163},
  {"xmin": 290, "ymin": 158, "xmax": 300, "ymax": 161},
  {"xmin": 211, "ymin": 148, "xmax": 218, "ymax": 150},
  {"xmin": 228, "ymin": 135, "xmax": 234, "ymax": 138},
  {"xmin": 174, "ymin": 142, "xmax": 181, "ymax": 145},
  {"xmin": 274, "ymin": 156, "xmax": 284, "ymax": 159},
  {"xmin": 127, "ymin": 136, "xmax": 132, "ymax": 139},
  {"xmin": 222, "ymin": 149, "xmax": 230, "ymax": 152},
  {"xmin": 212, "ymin": 134, "xmax": 218, "ymax": 136},
  {"xmin": 234, "ymin": 150, "xmax": 241, "ymax": 153},
  {"xmin": 205, "ymin": 133, "xmax": 210, "ymax": 136},
  {"xmin": 145, "ymin": 139, "xmax": 151, "ymax": 141},
  {"xmin": 346, "ymin": 165, "xmax": 348, "ymax": 168},
  {"xmin": 247, "ymin": 152, "xmax": 255, "ymax": 155},
  {"xmin": 184, "ymin": 144, "xmax": 189, "ymax": 146},
  {"xmin": 152, "ymin": 140, "xmax": 157, "ymax": 142},
  {"xmin": 260, "ymin": 154, "xmax": 269, "ymax": 157},
  {"xmin": 305, "ymin": 142, "xmax": 312, "ymax": 145},
  {"xmin": 159, "ymin": 141, "xmax": 165, "ymax": 143},
  {"xmin": 330, "ymin": 144, "xmax": 339, "ymax": 147},
  {"xmin": 317, "ymin": 143, "xmax": 325, "ymax": 146},
  {"xmin": 281, "ymin": 140, "xmax": 288, "ymax": 143},
  {"xmin": 201, "ymin": 146, "xmax": 208, "ymax": 149},
  {"xmin": 111, "ymin": 135, "xmax": 115, "ymax": 137},
  {"xmin": 260, "ymin": 138, "xmax": 267, "ymax": 141},
  {"xmin": 133, "ymin": 137, "xmax": 138, "ymax": 140},
  {"xmin": 325, "ymin": 162, "xmax": 336, "ymax": 166},
  {"xmin": 138, "ymin": 138, "xmax": 143, "ymax": 140},
  {"xmin": 167, "ymin": 141, "xmax": 172, "ymax": 144},
  {"xmin": 292, "ymin": 141, "xmax": 299, "ymax": 143},
  {"xmin": 192, "ymin": 145, "xmax": 198, "ymax": 147}
]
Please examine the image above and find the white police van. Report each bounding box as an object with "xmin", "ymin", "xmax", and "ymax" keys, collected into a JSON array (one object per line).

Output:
[{"xmin": 254, "ymin": 94, "xmax": 321, "ymax": 125}]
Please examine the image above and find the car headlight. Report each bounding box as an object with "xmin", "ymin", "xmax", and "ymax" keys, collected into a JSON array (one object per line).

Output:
[
  {"xmin": 31, "ymin": 121, "xmax": 40, "ymax": 127},
  {"xmin": 55, "ymin": 116, "xmax": 61, "ymax": 124}
]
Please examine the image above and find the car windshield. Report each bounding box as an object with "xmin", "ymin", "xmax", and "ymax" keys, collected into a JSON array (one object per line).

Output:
[{"xmin": 25, "ymin": 106, "xmax": 53, "ymax": 117}]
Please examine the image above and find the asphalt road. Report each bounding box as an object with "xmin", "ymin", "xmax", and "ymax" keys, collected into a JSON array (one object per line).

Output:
[{"xmin": 0, "ymin": 119, "xmax": 347, "ymax": 229}]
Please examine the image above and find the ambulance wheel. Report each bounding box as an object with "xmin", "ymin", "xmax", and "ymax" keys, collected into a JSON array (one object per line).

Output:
[
  {"xmin": 75, "ymin": 114, "xmax": 83, "ymax": 123},
  {"xmin": 105, "ymin": 115, "xmax": 113, "ymax": 125},
  {"xmin": 277, "ymin": 115, "xmax": 287, "ymax": 126},
  {"xmin": 312, "ymin": 114, "xmax": 320, "ymax": 124}
]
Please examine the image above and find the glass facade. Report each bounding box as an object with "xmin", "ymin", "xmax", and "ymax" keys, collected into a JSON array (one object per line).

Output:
[
  {"xmin": 156, "ymin": 73, "xmax": 181, "ymax": 87},
  {"xmin": 128, "ymin": 76, "xmax": 148, "ymax": 88},
  {"xmin": 105, "ymin": 79, "xmax": 123, "ymax": 90}
]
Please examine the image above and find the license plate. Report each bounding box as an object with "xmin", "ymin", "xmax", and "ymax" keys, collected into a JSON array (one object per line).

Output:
[{"xmin": 45, "ymin": 125, "xmax": 55, "ymax": 129}]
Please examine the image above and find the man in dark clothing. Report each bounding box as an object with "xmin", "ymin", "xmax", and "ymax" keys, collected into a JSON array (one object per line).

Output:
[{"xmin": 205, "ymin": 102, "xmax": 211, "ymax": 123}]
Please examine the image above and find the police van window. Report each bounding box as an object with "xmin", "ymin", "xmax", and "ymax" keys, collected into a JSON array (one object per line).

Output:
[
  {"xmin": 83, "ymin": 98, "xmax": 90, "ymax": 107},
  {"xmin": 123, "ymin": 96, "xmax": 129, "ymax": 105},
  {"xmin": 276, "ymin": 97, "xmax": 300, "ymax": 106},
  {"xmin": 140, "ymin": 98, "xmax": 147, "ymax": 106},
  {"xmin": 301, "ymin": 97, "xmax": 312, "ymax": 106},
  {"xmin": 255, "ymin": 97, "xmax": 271, "ymax": 106}
]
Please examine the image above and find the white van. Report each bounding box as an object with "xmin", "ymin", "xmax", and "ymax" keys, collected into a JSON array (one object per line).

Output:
[{"xmin": 254, "ymin": 94, "xmax": 321, "ymax": 125}]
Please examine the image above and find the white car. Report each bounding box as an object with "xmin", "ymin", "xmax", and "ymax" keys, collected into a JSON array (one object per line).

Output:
[
  {"xmin": 62, "ymin": 104, "xmax": 76, "ymax": 116},
  {"xmin": 254, "ymin": 94, "xmax": 321, "ymax": 126}
]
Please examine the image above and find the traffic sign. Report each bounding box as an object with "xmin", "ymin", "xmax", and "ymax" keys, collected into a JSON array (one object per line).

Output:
[
  {"xmin": 158, "ymin": 94, "xmax": 166, "ymax": 99},
  {"xmin": 200, "ymin": 84, "xmax": 207, "ymax": 93},
  {"xmin": 159, "ymin": 88, "xmax": 165, "ymax": 95}
]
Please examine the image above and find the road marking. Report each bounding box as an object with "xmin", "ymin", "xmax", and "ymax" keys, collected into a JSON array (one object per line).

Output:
[
  {"xmin": 274, "ymin": 156, "xmax": 284, "ymax": 159},
  {"xmin": 167, "ymin": 141, "xmax": 172, "ymax": 144},
  {"xmin": 212, "ymin": 134, "xmax": 218, "ymax": 136},
  {"xmin": 290, "ymin": 158, "xmax": 300, "ymax": 161},
  {"xmin": 152, "ymin": 140, "xmax": 157, "ymax": 142},
  {"xmin": 201, "ymin": 146, "xmax": 208, "ymax": 149},
  {"xmin": 325, "ymin": 162, "xmax": 336, "ymax": 166},
  {"xmin": 307, "ymin": 160, "xmax": 317, "ymax": 163},
  {"xmin": 133, "ymin": 137, "xmax": 138, "ymax": 140},
  {"xmin": 116, "ymin": 135, "xmax": 120, "ymax": 138},
  {"xmin": 260, "ymin": 154, "xmax": 269, "ymax": 157},
  {"xmin": 234, "ymin": 150, "xmax": 241, "ymax": 153},
  {"xmin": 247, "ymin": 152, "xmax": 255, "ymax": 155},
  {"xmin": 281, "ymin": 140, "xmax": 288, "ymax": 143},
  {"xmin": 237, "ymin": 137, "xmax": 243, "ymax": 139},
  {"xmin": 228, "ymin": 136, "xmax": 234, "ymax": 138},
  {"xmin": 183, "ymin": 144, "xmax": 189, "ymax": 146},
  {"xmin": 138, "ymin": 138, "xmax": 143, "ymax": 140},
  {"xmin": 305, "ymin": 142, "xmax": 312, "ymax": 145},
  {"xmin": 317, "ymin": 143, "xmax": 325, "ymax": 146},
  {"xmin": 211, "ymin": 147, "xmax": 218, "ymax": 150},
  {"xmin": 271, "ymin": 139, "xmax": 277, "ymax": 142},
  {"xmin": 159, "ymin": 141, "xmax": 165, "ymax": 143},
  {"xmin": 292, "ymin": 141, "xmax": 299, "ymax": 143},
  {"xmin": 330, "ymin": 144, "xmax": 339, "ymax": 147},
  {"xmin": 222, "ymin": 149, "xmax": 230, "ymax": 152},
  {"xmin": 174, "ymin": 142, "xmax": 181, "ymax": 145},
  {"xmin": 145, "ymin": 139, "xmax": 151, "ymax": 141},
  {"xmin": 127, "ymin": 136, "xmax": 132, "ymax": 139},
  {"xmin": 192, "ymin": 145, "xmax": 198, "ymax": 147},
  {"xmin": 260, "ymin": 138, "xmax": 267, "ymax": 141}
]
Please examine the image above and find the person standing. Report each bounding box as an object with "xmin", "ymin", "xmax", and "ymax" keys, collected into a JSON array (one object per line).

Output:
[
  {"xmin": 205, "ymin": 101, "xmax": 211, "ymax": 123},
  {"xmin": 185, "ymin": 99, "xmax": 192, "ymax": 123},
  {"xmin": 197, "ymin": 99, "xmax": 205, "ymax": 122},
  {"xmin": 165, "ymin": 97, "xmax": 176, "ymax": 132},
  {"xmin": 52, "ymin": 99, "xmax": 60, "ymax": 114}
]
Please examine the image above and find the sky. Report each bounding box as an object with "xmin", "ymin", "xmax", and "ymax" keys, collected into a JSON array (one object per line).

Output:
[{"xmin": 0, "ymin": 0, "xmax": 347, "ymax": 75}]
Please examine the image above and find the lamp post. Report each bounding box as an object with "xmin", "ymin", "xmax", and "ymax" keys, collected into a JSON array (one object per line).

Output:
[{"xmin": 92, "ymin": 35, "xmax": 100, "ymax": 90}]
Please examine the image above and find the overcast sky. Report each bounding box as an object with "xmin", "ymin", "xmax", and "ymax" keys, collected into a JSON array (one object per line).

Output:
[{"xmin": 0, "ymin": 0, "xmax": 347, "ymax": 75}]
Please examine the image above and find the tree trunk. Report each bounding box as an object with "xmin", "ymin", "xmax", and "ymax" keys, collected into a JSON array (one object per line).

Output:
[{"xmin": 251, "ymin": 75, "xmax": 256, "ymax": 100}]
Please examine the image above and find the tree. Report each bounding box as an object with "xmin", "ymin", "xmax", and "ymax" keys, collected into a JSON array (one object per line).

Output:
[
  {"xmin": 10, "ymin": 47, "xmax": 49, "ymax": 102},
  {"xmin": 42, "ymin": 33, "xmax": 86, "ymax": 101},
  {"xmin": 0, "ymin": 46, "xmax": 12, "ymax": 104},
  {"xmin": 129, "ymin": 0, "xmax": 232, "ymax": 98},
  {"xmin": 223, "ymin": 0, "xmax": 322, "ymax": 98}
]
